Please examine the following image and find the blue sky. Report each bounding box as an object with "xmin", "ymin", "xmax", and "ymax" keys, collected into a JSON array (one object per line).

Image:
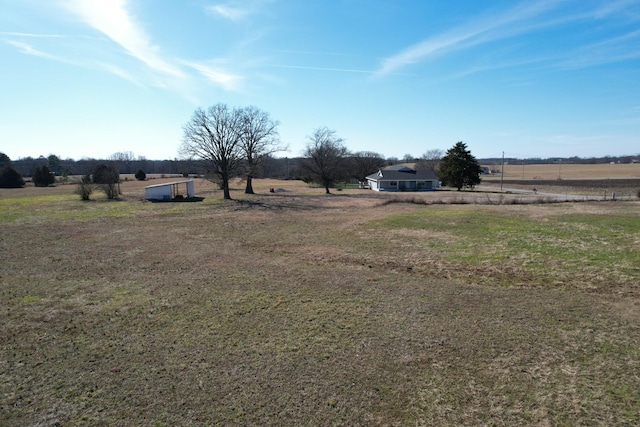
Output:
[{"xmin": 1, "ymin": 0, "xmax": 639, "ymax": 161}]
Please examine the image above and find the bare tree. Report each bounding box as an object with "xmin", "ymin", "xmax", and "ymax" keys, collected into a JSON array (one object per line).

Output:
[
  {"xmin": 302, "ymin": 127, "xmax": 349, "ymax": 194},
  {"xmin": 180, "ymin": 104, "xmax": 243, "ymax": 200},
  {"xmin": 351, "ymin": 151, "xmax": 385, "ymax": 186},
  {"xmin": 416, "ymin": 148, "xmax": 444, "ymax": 173},
  {"xmin": 403, "ymin": 153, "xmax": 415, "ymax": 163},
  {"xmin": 239, "ymin": 106, "xmax": 284, "ymax": 194},
  {"xmin": 109, "ymin": 151, "xmax": 136, "ymax": 174}
]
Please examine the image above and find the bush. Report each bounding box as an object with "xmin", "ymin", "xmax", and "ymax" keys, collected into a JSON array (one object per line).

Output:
[
  {"xmin": 100, "ymin": 183, "xmax": 119, "ymax": 199},
  {"xmin": 75, "ymin": 174, "xmax": 94, "ymax": 200},
  {"xmin": 135, "ymin": 169, "xmax": 147, "ymax": 181},
  {"xmin": 0, "ymin": 166, "xmax": 25, "ymax": 188},
  {"xmin": 93, "ymin": 163, "xmax": 120, "ymax": 199}
]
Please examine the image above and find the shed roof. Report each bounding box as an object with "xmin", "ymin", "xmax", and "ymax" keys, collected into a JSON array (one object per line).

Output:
[{"xmin": 144, "ymin": 179, "xmax": 193, "ymax": 189}]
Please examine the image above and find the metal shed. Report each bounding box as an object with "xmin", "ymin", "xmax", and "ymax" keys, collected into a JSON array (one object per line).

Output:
[{"xmin": 145, "ymin": 180, "xmax": 195, "ymax": 201}]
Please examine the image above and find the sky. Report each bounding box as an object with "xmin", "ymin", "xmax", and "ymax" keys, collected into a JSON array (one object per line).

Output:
[{"xmin": 1, "ymin": 0, "xmax": 639, "ymax": 161}]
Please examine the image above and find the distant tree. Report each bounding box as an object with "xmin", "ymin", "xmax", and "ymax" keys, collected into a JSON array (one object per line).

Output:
[
  {"xmin": 47, "ymin": 154, "xmax": 62, "ymax": 175},
  {"xmin": 238, "ymin": 106, "xmax": 283, "ymax": 194},
  {"xmin": 74, "ymin": 174, "xmax": 94, "ymax": 200},
  {"xmin": 416, "ymin": 148, "xmax": 444, "ymax": 173},
  {"xmin": 402, "ymin": 153, "xmax": 415, "ymax": 163},
  {"xmin": 351, "ymin": 151, "xmax": 385, "ymax": 184},
  {"xmin": 180, "ymin": 103, "xmax": 244, "ymax": 200},
  {"xmin": 109, "ymin": 151, "xmax": 136, "ymax": 174},
  {"xmin": 92, "ymin": 163, "xmax": 120, "ymax": 199},
  {"xmin": 32, "ymin": 166, "xmax": 55, "ymax": 187},
  {"xmin": 134, "ymin": 169, "xmax": 147, "ymax": 181},
  {"xmin": 438, "ymin": 141, "xmax": 482, "ymax": 190},
  {"xmin": 0, "ymin": 165, "xmax": 25, "ymax": 188},
  {"xmin": 386, "ymin": 156, "xmax": 399, "ymax": 165},
  {"xmin": 302, "ymin": 127, "xmax": 349, "ymax": 194}
]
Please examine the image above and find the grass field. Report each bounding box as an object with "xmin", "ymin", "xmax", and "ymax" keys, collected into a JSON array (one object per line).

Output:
[
  {"xmin": 482, "ymin": 162, "xmax": 640, "ymax": 180},
  {"xmin": 1, "ymin": 178, "xmax": 639, "ymax": 425}
]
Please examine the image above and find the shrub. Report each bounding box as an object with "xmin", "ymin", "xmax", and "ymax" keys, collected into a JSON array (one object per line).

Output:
[
  {"xmin": 100, "ymin": 183, "xmax": 119, "ymax": 199},
  {"xmin": 93, "ymin": 163, "xmax": 120, "ymax": 199},
  {"xmin": 135, "ymin": 169, "xmax": 146, "ymax": 181},
  {"xmin": 0, "ymin": 166, "xmax": 25, "ymax": 188},
  {"xmin": 75, "ymin": 174, "xmax": 94, "ymax": 200}
]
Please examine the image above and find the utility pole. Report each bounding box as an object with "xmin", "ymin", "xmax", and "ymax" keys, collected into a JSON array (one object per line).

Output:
[
  {"xmin": 500, "ymin": 151, "xmax": 504, "ymax": 191},
  {"xmin": 557, "ymin": 159, "xmax": 562, "ymax": 180}
]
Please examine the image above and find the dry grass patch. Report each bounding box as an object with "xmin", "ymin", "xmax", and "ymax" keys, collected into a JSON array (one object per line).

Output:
[{"xmin": 1, "ymin": 184, "xmax": 639, "ymax": 425}]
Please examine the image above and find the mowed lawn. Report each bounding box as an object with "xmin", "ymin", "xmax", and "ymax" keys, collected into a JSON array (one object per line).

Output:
[{"xmin": 1, "ymin": 180, "xmax": 639, "ymax": 426}]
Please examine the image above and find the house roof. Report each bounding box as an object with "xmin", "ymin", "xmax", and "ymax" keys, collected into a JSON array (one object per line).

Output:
[{"xmin": 366, "ymin": 167, "xmax": 438, "ymax": 181}]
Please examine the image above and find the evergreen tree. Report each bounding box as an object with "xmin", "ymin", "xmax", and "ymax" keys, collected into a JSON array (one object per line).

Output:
[
  {"xmin": 0, "ymin": 152, "xmax": 10, "ymax": 169},
  {"xmin": 438, "ymin": 141, "xmax": 482, "ymax": 190},
  {"xmin": 135, "ymin": 169, "xmax": 147, "ymax": 181},
  {"xmin": 32, "ymin": 166, "xmax": 55, "ymax": 187},
  {"xmin": 0, "ymin": 165, "xmax": 25, "ymax": 188}
]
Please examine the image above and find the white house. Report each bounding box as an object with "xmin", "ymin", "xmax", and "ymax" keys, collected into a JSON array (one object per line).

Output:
[
  {"xmin": 145, "ymin": 180, "xmax": 195, "ymax": 201},
  {"xmin": 366, "ymin": 167, "xmax": 440, "ymax": 191}
]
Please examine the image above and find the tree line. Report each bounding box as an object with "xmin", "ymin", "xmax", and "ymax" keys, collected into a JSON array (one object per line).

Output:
[{"xmin": 1, "ymin": 102, "xmax": 509, "ymax": 195}]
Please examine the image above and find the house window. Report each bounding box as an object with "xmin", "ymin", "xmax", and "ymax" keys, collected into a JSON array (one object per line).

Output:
[
  {"xmin": 390, "ymin": 181, "xmax": 397, "ymax": 186},
  {"xmin": 418, "ymin": 181, "xmax": 425, "ymax": 187}
]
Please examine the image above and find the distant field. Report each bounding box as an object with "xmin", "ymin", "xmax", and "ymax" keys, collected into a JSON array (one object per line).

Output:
[
  {"xmin": 1, "ymin": 180, "xmax": 639, "ymax": 425},
  {"xmin": 482, "ymin": 162, "xmax": 640, "ymax": 180}
]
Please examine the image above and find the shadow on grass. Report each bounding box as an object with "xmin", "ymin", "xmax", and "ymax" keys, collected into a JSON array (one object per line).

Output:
[{"xmin": 148, "ymin": 196, "xmax": 205, "ymax": 203}]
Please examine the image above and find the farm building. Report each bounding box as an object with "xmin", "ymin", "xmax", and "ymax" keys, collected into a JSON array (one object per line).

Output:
[
  {"xmin": 145, "ymin": 180, "xmax": 195, "ymax": 201},
  {"xmin": 366, "ymin": 167, "xmax": 440, "ymax": 191}
]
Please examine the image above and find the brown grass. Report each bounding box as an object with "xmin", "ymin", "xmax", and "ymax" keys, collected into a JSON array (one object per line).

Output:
[
  {"xmin": 482, "ymin": 162, "xmax": 640, "ymax": 180},
  {"xmin": 1, "ymin": 179, "xmax": 639, "ymax": 425}
]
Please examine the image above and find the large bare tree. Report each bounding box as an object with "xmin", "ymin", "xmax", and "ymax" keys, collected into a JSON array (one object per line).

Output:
[
  {"xmin": 239, "ymin": 106, "xmax": 283, "ymax": 194},
  {"xmin": 351, "ymin": 151, "xmax": 385, "ymax": 186},
  {"xmin": 302, "ymin": 127, "xmax": 349, "ymax": 194},
  {"xmin": 180, "ymin": 104, "xmax": 243, "ymax": 200}
]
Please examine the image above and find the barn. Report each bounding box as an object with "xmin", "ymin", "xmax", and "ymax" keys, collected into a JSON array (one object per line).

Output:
[{"xmin": 145, "ymin": 180, "xmax": 195, "ymax": 201}]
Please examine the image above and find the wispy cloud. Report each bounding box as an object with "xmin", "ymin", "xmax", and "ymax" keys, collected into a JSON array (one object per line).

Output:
[
  {"xmin": 6, "ymin": 40, "xmax": 48, "ymax": 57},
  {"xmin": 64, "ymin": 0, "xmax": 184, "ymax": 78},
  {"xmin": 0, "ymin": 31, "xmax": 65, "ymax": 38},
  {"xmin": 559, "ymin": 29, "xmax": 640, "ymax": 69},
  {"xmin": 269, "ymin": 64, "xmax": 416, "ymax": 76},
  {"xmin": 377, "ymin": 1, "xmax": 560, "ymax": 75},
  {"xmin": 205, "ymin": 0, "xmax": 273, "ymax": 22},
  {"xmin": 47, "ymin": 0, "xmax": 246, "ymax": 95},
  {"xmin": 206, "ymin": 4, "xmax": 250, "ymax": 21},
  {"xmin": 376, "ymin": 0, "xmax": 640, "ymax": 76},
  {"xmin": 5, "ymin": 40, "xmax": 67, "ymax": 62},
  {"xmin": 180, "ymin": 60, "xmax": 243, "ymax": 91}
]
